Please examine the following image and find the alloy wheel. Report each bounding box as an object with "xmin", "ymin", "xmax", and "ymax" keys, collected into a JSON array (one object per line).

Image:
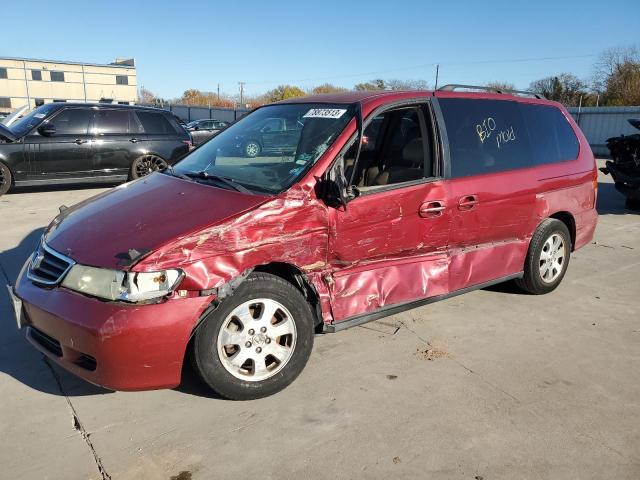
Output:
[
  {"xmin": 135, "ymin": 155, "xmax": 168, "ymax": 178},
  {"xmin": 539, "ymin": 233, "xmax": 566, "ymax": 283},
  {"xmin": 216, "ymin": 298, "xmax": 297, "ymax": 382}
]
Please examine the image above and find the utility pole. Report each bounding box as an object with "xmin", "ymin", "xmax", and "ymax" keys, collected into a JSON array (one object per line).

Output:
[
  {"xmin": 217, "ymin": 83, "xmax": 220, "ymax": 102},
  {"xmin": 434, "ymin": 64, "xmax": 440, "ymax": 90},
  {"xmin": 238, "ymin": 81, "xmax": 245, "ymax": 107}
]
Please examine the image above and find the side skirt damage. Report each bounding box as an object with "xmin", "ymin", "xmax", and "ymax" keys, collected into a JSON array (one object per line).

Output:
[{"xmin": 323, "ymin": 272, "xmax": 523, "ymax": 333}]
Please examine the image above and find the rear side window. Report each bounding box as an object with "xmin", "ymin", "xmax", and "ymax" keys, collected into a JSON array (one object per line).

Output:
[
  {"xmin": 438, "ymin": 98, "xmax": 532, "ymax": 178},
  {"xmin": 50, "ymin": 108, "xmax": 91, "ymax": 135},
  {"xmin": 522, "ymin": 104, "xmax": 579, "ymax": 165},
  {"xmin": 93, "ymin": 109, "xmax": 130, "ymax": 135},
  {"xmin": 136, "ymin": 111, "xmax": 177, "ymax": 134}
]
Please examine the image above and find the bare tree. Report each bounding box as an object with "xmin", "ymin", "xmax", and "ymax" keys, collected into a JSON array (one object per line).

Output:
[
  {"xmin": 484, "ymin": 81, "xmax": 516, "ymax": 92},
  {"xmin": 593, "ymin": 44, "xmax": 640, "ymax": 92},
  {"xmin": 529, "ymin": 73, "xmax": 587, "ymax": 106},
  {"xmin": 385, "ymin": 79, "xmax": 429, "ymax": 90}
]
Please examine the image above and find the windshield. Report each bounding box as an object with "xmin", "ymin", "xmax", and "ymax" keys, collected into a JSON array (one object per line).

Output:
[
  {"xmin": 10, "ymin": 103, "xmax": 60, "ymax": 137},
  {"xmin": 173, "ymin": 103, "xmax": 356, "ymax": 194}
]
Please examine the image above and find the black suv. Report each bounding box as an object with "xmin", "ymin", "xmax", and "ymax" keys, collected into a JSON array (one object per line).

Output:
[
  {"xmin": 0, "ymin": 103, "xmax": 192, "ymax": 196},
  {"xmin": 186, "ymin": 119, "xmax": 230, "ymax": 146}
]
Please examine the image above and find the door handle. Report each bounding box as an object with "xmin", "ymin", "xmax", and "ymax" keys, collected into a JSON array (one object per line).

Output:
[
  {"xmin": 419, "ymin": 201, "xmax": 446, "ymax": 218},
  {"xmin": 458, "ymin": 195, "xmax": 479, "ymax": 211},
  {"xmin": 129, "ymin": 138, "xmax": 138, "ymax": 143},
  {"xmin": 74, "ymin": 139, "xmax": 87, "ymax": 145}
]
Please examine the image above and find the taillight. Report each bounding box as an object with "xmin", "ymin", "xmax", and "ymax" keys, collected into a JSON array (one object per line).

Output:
[{"xmin": 183, "ymin": 140, "xmax": 194, "ymax": 151}]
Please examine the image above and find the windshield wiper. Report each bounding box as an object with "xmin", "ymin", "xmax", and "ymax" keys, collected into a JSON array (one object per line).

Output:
[
  {"xmin": 163, "ymin": 165, "xmax": 191, "ymax": 181},
  {"xmin": 184, "ymin": 171, "xmax": 252, "ymax": 194}
]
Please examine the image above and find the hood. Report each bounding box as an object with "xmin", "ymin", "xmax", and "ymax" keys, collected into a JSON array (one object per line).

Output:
[
  {"xmin": 45, "ymin": 172, "xmax": 269, "ymax": 269},
  {"xmin": 0, "ymin": 123, "xmax": 17, "ymax": 142}
]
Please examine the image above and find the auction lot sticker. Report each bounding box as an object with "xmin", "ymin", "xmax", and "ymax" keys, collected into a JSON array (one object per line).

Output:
[{"xmin": 303, "ymin": 108, "xmax": 347, "ymax": 119}]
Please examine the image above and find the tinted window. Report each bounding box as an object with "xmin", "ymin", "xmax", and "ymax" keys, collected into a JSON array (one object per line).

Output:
[
  {"xmin": 50, "ymin": 108, "xmax": 91, "ymax": 135},
  {"xmin": 116, "ymin": 75, "xmax": 128, "ymax": 85},
  {"xmin": 31, "ymin": 70, "xmax": 42, "ymax": 81},
  {"xmin": 439, "ymin": 98, "xmax": 532, "ymax": 177},
  {"xmin": 50, "ymin": 71, "xmax": 65, "ymax": 82},
  {"xmin": 0, "ymin": 68, "xmax": 7, "ymax": 79},
  {"xmin": 94, "ymin": 109, "xmax": 130, "ymax": 135},
  {"xmin": 136, "ymin": 111, "xmax": 176, "ymax": 134},
  {"xmin": 522, "ymin": 104, "xmax": 579, "ymax": 165}
]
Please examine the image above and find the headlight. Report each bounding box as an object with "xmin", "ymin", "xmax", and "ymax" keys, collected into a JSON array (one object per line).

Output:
[{"xmin": 61, "ymin": 265, "xmax": 183, "ymax": 303}]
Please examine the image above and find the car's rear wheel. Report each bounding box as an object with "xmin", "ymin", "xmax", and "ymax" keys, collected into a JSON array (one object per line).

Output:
[
  {"xmin": 192, "ymin": 273, "xmax": 314, "ymax": 400},
  {"xmin": 244, "ymin": 140, "xmax": 261, "ymax": 158},
  {"xmin": 516, "ymin": 218, "xmax": 571, "ymax": 294},
  {"xmin": 130, "ymin": 155, "xmax": 168, "ymax": 180},
  {"xmin": 0, "ymin": 162, "xmax": 12, "ymax": 196}
]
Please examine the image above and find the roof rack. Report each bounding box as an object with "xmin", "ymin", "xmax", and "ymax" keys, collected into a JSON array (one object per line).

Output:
[{"xmin": 437, "ymin": 84, "xmax": 545, "ymax": 99}]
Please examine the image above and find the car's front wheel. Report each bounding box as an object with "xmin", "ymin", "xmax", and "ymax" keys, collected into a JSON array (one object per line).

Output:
[
  {"xmin": 192, "ymin": 273, "xmax": 315, "ymax": 400},
  {"xmin": 130, "ymin": 155, "xmax": 168, "ymax": 180},
  {"xmin": 516, "ymin": 218, "xmax": 571, "ymax": 294},
  {"xmin": 0, "ymin": 162, "xmax": 12, "ymax": 196}
]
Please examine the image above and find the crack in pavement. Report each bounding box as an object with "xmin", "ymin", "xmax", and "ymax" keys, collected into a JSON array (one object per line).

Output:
[
  {"xmin": 397, "ymin": 319, "xmax": 521, "ymax": 403},
  {"xmin": 42, "ymin": 356, "xmax": 112, "ymax": 480}
]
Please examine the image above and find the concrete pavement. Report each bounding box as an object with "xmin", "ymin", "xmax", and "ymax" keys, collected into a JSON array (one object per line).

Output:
[{"xmin": 1, "ymin": 164, "xmax": 639, "ymax": 479}]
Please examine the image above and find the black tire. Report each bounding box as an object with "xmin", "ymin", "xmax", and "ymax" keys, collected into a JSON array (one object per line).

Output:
[
  {"xmin": 130, "ymin": 155, "xmax": 168, "ymax": 180},
  {"xmin": 244, "ymin": 140, "xmax": 261, "ymax": 158},
  {"xmin": 192, "ymin": 272, "xmax": 315, "ymax": 400},
  {"xmin": 515, "ymin": 218, "xmax": 571, "ymax": 295},
  {"xmin": 0, "ymin": 162, "xmax": 12, "ymax": 196}
]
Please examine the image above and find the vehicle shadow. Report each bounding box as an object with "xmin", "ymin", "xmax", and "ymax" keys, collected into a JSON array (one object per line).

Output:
[{"xmin": 0, "ymin": 228, "xmax": 110, "ymax": 397}]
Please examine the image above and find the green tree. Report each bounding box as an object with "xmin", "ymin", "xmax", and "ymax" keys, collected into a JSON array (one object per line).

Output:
[
  {"xmin": 312, "ymin": 83, "xmax": 349, "ymax": 94},
  {"xmin": 262, "ymin": 85, "xmax": 306, "ymax": 103},
  {"xmin": 354, "ymin": 79, "xmax": 386, "ymax": 91}
]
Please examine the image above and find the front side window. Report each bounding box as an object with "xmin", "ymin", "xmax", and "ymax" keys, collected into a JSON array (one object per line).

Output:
[
  {"xmin": 93, "ymin": 109, "xmax": 130, "ymax": 135},
  {"xmin": 439, "ymin": 98, "xmax": 532, "ymax": 177},
  {"xmin": 10, "ymin": 103, "xmax": 60, "ymax": 136},
  {"xmin": 344, "ymin": 106, "xmax": 431, "ymax": 188},
  {"xmin": 174, "ymin": 103, "xmax": 356, "ymax": 194},
  {"xmin": 50, "ymin": 71, "xmax": 65, "ymax": 82},
  {"xmin": 49, "ymin": 108, "xmax": 91, "ymax": 135}
]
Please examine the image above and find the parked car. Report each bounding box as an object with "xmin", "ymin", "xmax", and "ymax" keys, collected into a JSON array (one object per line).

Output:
[
  {"xmin": 600, "ymin": 118, "xmax": 640, "ymax": 210},
  {"xmin": 9, "ymin": 87, "xmax": 598, "ymax": 400},
  {"xmin": 186, "ymin": 119, "xmax": 230, "ymax": 146},
  {"xmin": 0, "ymin": 103, "xmax": 192, "ymax": 196},
  {"xmin": 234, "ymin": 116, "xmax": 302, "ymax": 157}
]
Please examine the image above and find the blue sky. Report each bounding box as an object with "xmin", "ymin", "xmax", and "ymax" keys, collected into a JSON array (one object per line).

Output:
[{"xmin": 3, "ymin": 0, "xmax": 639, "ymax": 98}]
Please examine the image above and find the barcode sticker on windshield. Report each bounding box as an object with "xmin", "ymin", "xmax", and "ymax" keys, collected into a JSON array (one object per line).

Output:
[
  {"xmin": 34, "ymin": 114, "xmax": 46, "ymax": 118},
  {"xmin": 303, "ymin": 108, "xmax": 347, "ymax": 119}
]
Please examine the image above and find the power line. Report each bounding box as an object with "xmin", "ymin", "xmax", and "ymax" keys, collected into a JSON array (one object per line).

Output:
[{"xmin": 243, "ymin": 53, "xmax": 598, "ymax": 86}]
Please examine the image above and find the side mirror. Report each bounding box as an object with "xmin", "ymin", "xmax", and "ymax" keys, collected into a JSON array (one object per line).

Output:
[
  {"xmin": 38, "ymin": 124, "xmax": 56, "ymax": 136},
  {"xmin": 316, "ymin": 157, "xmax": 359, "ymax": 209}
]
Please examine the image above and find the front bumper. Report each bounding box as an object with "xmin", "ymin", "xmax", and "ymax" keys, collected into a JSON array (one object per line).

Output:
[{"xmin": 14, "ymin": 261, "xmax": 212, "ymax": 391}]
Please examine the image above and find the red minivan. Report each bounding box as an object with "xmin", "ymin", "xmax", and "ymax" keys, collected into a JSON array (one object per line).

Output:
[{"xmin": 9, "ymin": 86, "xmax": 598, "ymax": 399}]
